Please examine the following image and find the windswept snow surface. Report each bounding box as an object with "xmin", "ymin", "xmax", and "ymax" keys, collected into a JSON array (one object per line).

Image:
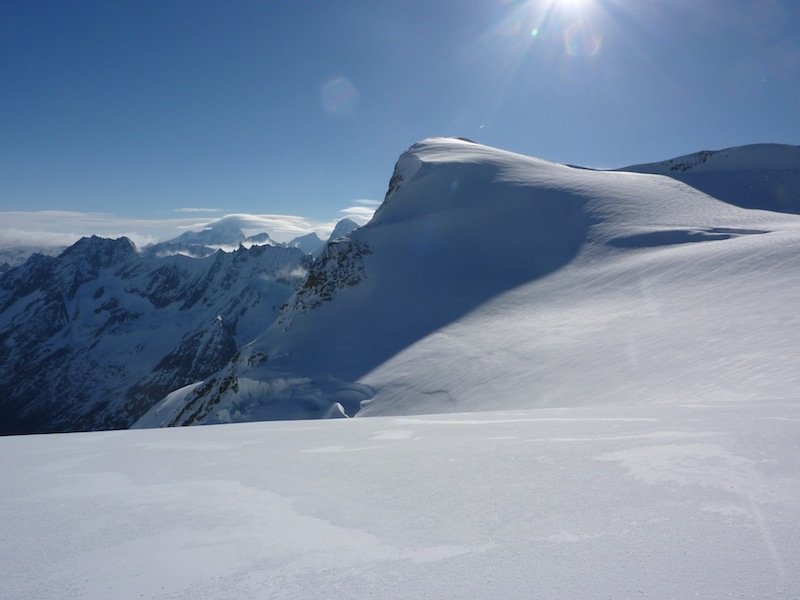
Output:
[
  {"xmin": 4, "ymin": 402, "xmax": 800, "ymax": 599},
  {"xmin": 140, "ymin": 138, "xmax": 800, "ymax": 425}
]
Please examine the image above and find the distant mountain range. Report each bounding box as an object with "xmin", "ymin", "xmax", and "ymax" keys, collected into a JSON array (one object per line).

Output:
[
  {"xmin": 0, "ymin": 220, "xmax": 358, "ymax": 434},
  {"xmin": 1, "ymin": 140, "xmax": 798, "ymax": 435},
  {"xmin": 0, "ymin": 218, "xmax": 361, "ymax": 269}
]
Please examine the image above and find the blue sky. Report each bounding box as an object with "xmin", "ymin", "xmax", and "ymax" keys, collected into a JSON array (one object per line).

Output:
[{"xmin": 1, "ymin": 0, "xmax": 799, "ymax": 245}]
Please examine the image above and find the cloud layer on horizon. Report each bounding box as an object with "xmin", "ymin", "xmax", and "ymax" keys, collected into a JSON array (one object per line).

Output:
[{"xmin": 0, "ymin": 206, "xmax": 377, "ymax": 250}]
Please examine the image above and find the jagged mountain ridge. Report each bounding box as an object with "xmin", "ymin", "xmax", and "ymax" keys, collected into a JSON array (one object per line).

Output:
[
  {"xmin": 138, "ymin": 215, "xmax": 362, "ymax": 263},
  {"xmin": 141, "ymin": 218, "xmax": 359, "ymax": 259},
  {"xmin": 0, "ymin": 236, "xmax": 309, "ymax": 434},
  {"xmin": 138, "ymin": 138, "xmax": 800, "ymax": 428},
  {"xmin": 0, "ymin": 216, "xmax": 361, "ymax": 269}
]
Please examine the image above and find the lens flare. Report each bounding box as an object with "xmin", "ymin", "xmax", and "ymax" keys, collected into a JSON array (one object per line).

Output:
[
  {"xmin": 320, "ymin": 77, "xmax": 359, "ymax": 118},
  {"xmin": 564, "ymin": 21, "xmax": 602, "ymax": 56}
]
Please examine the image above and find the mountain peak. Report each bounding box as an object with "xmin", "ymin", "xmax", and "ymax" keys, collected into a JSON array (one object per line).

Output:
[
  {"xmin": 287, "ymin": 232, "xmax": 323, "ymax": 255},
  {"xmin": 328, "ymin": 217, "xmax": 359, "ymax": 241},
  {"xmin": 61, "ymin": 235, "xmax": 138, "ymax": 267},
  {"xmin": 174, "ymin": 226, "xmax": 246, "ymax": 246}
]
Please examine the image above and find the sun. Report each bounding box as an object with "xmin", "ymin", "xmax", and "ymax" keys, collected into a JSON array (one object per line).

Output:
[
  {"xmin": 554, "ymin": 0, "xmax": 591, "ymax": 11},
  {"xmin": 480, "ymin": 0, "xmax": 604, "ymax": 61}
]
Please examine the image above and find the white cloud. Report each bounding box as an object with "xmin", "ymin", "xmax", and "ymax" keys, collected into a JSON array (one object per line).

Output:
[
  {"xmin": 0, "ymin": 211, "xmax": 209, "ymax": 250},
  {"xmin": 197, "ymin": 214, "xmax": 317, "ymax": 237},
  {"xmin": 0, "ymin": 228, "xmax": 87, "ymax": 249},
  {"xmin": 339, "ymin": 206, "xmax": 377, "ymax": 223},
  {"xmin": 305, "ymin": 206, "xmax": 378, "ymax": 241},
  {"xmin": 0, "ymin": 206, "xmax": 379, "ymax": 250}
]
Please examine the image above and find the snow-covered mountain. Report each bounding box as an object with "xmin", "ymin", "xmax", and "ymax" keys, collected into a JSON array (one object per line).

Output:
[
  {"xmin": 620, "ymin": 143, "xmax": 800, "ymax": 213},
  {"xmin": 143, "ymin": 218, "xmax": 361, "ymax": 259},
  {"xmin": 328, "ymin": 216, "xmax": 360, "ymax": 241},
  {"xmin": 142, "ymin": 226, "xmax": 276, "ymax": 258},
  {"xmin": 286, "ymin": 217, "xmax": 362, "ymax": 258},
  {"xmin": 0, "ymin": 236, "xmax": 309, "ymax": 434},
  {"xmin": 138, "ymin": 138, "xmax": 800, "ymax": 427},
  {"xmin": 286, "ymin": 231, "xmax": 324, "ymax": 254}
]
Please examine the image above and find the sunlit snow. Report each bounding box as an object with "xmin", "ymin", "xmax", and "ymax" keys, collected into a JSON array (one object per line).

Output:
[{"xmin": 3, "ymin": 403, "xmax": 799, "ymax": 599}]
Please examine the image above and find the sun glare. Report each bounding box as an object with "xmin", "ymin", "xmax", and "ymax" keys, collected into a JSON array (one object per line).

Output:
[
  {"xmin": 470, "ymin": 0, "xmax": 606, "ymax": 104},
  {"xmin": 515, "ymin": 0, "xmax": 602, "ymax": 56},
  {"xmin": 554, "ymin": 0, "xmax": 590, "ymax": 10}
]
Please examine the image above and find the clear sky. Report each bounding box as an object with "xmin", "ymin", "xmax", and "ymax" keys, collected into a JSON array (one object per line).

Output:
[{"xmin": 1, "ymin": 0, "xmax": 799, "ymax": 246}]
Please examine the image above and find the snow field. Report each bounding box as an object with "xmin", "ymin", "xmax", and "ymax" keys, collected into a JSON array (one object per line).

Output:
[{"xmin": 3, "ymin": 402, "xmax": 799, "ymax": 599}]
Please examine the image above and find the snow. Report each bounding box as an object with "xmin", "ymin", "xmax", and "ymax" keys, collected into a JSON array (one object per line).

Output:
[
  {"xmin": 143, "ymin": 137, "xmax": 800, "ymax": 425},
  {"xmin": 327, "ymin": 217, "xmax": 360, "ymax": 242},
  {"xmin": 3, "ymin": 138, "xmax": 800, "ymax": 597},
  {"xmin": 133, "ymin": 380, "xmax": 207, "ymax": 428},
  {"xmin": 622, "ymin": 143, "xmax": 800, "ymax": 174},
  {"xmin": 3, "ymin": 401, "xmax": 799, "ymax": 599},
  {"xmin": 620, "ymin": 143, "xmax": 800, "ymax": 214}
]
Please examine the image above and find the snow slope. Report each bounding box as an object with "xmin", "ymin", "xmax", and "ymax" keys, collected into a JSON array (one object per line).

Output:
[
  {"xmin": 4, "ymin": 401, "xmax": 800, "ymax": 599},
  {"xmin": 139, "ymin": 138, "xmax": 800, "ymax": 426},
  {"xmin": 620, "ymin": 143, "xmax": 800, "ymax": 213}
]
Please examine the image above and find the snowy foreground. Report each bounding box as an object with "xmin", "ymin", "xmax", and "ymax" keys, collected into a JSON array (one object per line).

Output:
[{"xmin": 4, "ymin": 401, "xmax": 800, "ymax": 599}]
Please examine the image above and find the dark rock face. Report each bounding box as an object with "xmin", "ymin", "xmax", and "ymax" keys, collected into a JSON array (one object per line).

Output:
[{"xmin": 280, "ymin": 238, "xmax": 372, "ymax": 323}]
